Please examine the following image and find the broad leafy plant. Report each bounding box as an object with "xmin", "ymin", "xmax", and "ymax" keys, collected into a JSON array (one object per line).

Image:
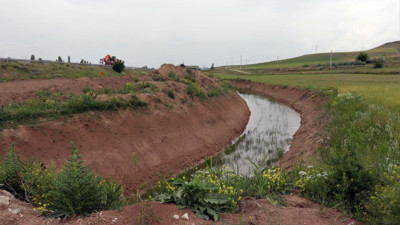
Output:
[{"xmin": 156, "ymin": 176, "xmax": 230, "ymax": 221}]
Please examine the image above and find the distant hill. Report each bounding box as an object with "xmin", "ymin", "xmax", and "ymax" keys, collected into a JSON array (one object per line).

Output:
[{"xmin": 243, "ymin": 41, "xmax": 400, "ymax": 69}]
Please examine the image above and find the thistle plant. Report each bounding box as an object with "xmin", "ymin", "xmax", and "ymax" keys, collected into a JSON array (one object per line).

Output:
[
  {"xmin": 3, "ymin": 144, "xmax": 22, "ymax": 195},
  {"xmin": 48, "ymin": 143, "xmax": 105, "ymax": 217}
]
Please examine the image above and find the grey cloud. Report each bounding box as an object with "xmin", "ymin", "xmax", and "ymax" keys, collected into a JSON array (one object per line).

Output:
[{"xmin": 0, "ymin": 0, "xmax": 398, "ymax": 67}]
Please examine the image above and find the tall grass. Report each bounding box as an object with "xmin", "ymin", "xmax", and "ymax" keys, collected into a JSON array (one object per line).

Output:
[
  {"xmin": 291, "ymin": 92, "xmax": 400, "ymax": 224},
  {"xmin": 212, "ymin": 73, "xmax": 400, "ymax": 108}
]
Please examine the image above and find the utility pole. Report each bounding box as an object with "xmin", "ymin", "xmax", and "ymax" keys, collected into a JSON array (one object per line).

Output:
[
  {"xmin": 316, "ymin": 45, "xmax": 318, "ymax": 54},
  {"xmin": 240, "ymin": 55, "xmax": 242, "ymax": 69},
  {"xmin": 246, "ymin": 59, "xmax": 248, "ymax": 69},
  {"xmin": 277, "ymin": 56, "xmax": 279, "ymax": 69},
  {"xmin": 330, "ymin": 50, "xmax": 333, "ymax": 68}
]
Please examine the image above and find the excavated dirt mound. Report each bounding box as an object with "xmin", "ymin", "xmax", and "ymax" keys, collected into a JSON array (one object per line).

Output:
[
  {"xmin": 0, "ymin": 75, "xmax": 132, "ymax": 106},
  {"xmin": 0, "ymin": 64, "xmax": 217, "ymax": 106},
  {"xmin": 0, "ymin": 64, "xmax": 250, "ymax": 193},
  {"xmin": 0, "ymin": 93, "xmax": 249, "ymax": 193},
  {"xmin": 232, "ymin": 80, "xmax": 328, "ymax": 169}
]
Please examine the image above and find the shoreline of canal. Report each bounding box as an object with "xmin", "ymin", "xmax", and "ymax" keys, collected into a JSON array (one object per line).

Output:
[{"xmin": 232, "ymin": 80, "xmax": 328, "ymax": 169}]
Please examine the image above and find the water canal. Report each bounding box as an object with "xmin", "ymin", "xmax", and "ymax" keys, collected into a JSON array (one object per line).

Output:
[{"xmin": 220, "ymin": 93, "xmax": 301, "ymax": 175}]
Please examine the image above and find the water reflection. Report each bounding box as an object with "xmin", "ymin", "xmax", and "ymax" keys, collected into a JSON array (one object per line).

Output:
[{"xmin": 221, "ymin": 93, "xmax": 301, "ymax": 175}]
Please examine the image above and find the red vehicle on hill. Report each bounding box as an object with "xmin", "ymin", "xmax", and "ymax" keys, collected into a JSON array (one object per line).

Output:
[{"xmin": 100, "ymin": 55, "xmax": 117, "ymax": 65}]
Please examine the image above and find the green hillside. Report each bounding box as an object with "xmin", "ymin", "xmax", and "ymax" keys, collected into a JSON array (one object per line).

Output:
[{"xmin": 242, "ymin": 41, "xmax": 400, "ymax": 69}]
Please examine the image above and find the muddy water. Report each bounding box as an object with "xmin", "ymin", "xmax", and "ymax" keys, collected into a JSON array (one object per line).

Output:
[{"xmin": 221, "ymin": 93, "xmax": 301, "ymax": 175}]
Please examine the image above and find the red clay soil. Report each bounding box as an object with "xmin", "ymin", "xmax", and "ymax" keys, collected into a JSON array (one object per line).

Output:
[
  {"xmin": 0, "ymin": 64, "xmax": 215, "ymax": 106},
  {"xmin": 0, "ymin": 76, "xmax": 134, "ymax": 106},
  {"xmin": 0, "ymin": 188, "xmax": 361, "ymax": 225},
  {"xmin": 0, "ymin": 94, "xmax": 249, "ymax": 195},
  {"xmin": 0, "ymin": 64, "xmax": 249, "ymax": 194},
  {"xmin": 232, "ymin": 80, "xmax": 328, "ymax": 169}
]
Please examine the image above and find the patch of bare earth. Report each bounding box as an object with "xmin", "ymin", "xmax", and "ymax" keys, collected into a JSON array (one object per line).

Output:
[{"xmin": 0, "ymin": 190, "xmax": 361, "ymax": 225}]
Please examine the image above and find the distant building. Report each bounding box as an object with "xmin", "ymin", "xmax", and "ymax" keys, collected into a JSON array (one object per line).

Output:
[{"xmin": 185, "ymin": 65, "xmax": 200, "ymax": 71}]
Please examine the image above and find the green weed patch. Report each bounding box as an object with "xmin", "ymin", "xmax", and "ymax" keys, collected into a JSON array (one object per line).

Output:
[
  {"xmin": 153, "ymin": 161, "xmax": 288, "ymax": 221},
  {"xmin": 0, "ymin": 90, "xmax": 147, "ymax": 130},
  {"xmin": 290, "ymin": 92, "xmax": 400, "ymax": 224},
  {"xmin": 0, "ymin": 144, "xmax": 123, "ymax": 218}
]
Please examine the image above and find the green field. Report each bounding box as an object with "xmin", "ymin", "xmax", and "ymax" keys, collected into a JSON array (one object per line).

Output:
[
  {"xmin": 212, "ymin": 41, "xmax": 400, "ymax": 108},
  {"xmin": 229, "ymin": 41, "xmax": 400, "ymax": 70},
  {"xmin": 248, "ymin": 52, "xmax": 359, "ymax": 69},
  {"xmin": 212, "ymin": 72, "xmax": 400, "ymax": 108}
]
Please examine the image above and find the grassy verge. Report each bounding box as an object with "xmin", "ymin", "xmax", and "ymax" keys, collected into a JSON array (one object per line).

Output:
[
  {"xmin": 0, "ymin": 89, "xmax": 147, "ymax": 130},
  {"xmin": 212, "ymin": 72, "xmax": 400, "ymax": 108},
  {"xmin": 290, "ymin": 92, "xmax": 400, "ymax": 224},
  {"xmin": 0, "ymin": 61, "xmax": 146, "ymax": 82}
]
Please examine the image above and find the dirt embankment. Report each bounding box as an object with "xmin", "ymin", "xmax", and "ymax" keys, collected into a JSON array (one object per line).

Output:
[
  {"xmin": 1, "ymin": 93, "xmax": 249, "ymax": 193},
  {"xmin": 232, "ymin": 80, "xmax": 327, "ymax": 169},
  {"xmin": 0, "ymin": 64, "xmax": 217, "ymax": 107},
  {"xmin": 0, "ymin": 76, "xmax": 134, "ymax": 106},
  {"xmin": 0, "ymin": 64, "xmax": 250, "ymax": 194}
]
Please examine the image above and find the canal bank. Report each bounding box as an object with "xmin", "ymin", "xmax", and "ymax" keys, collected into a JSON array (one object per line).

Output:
[{"xmin": 232, "ymin": 80, "xmax": 328, "ymax": 169}]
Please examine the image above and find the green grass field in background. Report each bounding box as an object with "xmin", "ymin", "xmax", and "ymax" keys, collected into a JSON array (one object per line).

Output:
[
  {"xmin": 212, "ymin": 72, "xmax": 400, "ymax": 108},
  {"xmin": 212, "ymin": 42, "xmax": 400, "ymax": 108},
  {"xmin": 230, "ymin": 41, "xmax": 400, "ymax": 70}
]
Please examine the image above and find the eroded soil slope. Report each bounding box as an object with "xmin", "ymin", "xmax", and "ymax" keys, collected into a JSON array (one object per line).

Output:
[
  {"xmin": 0, "ymin": 65, "xmax": 250, "ymax": 194},
  {"xmin": 1, "ymin": 93, "xmax": 249, "ymax": 193}
]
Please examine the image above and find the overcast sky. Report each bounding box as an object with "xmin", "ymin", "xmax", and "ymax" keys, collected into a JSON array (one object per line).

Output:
[{"xmin": 0, "ymin": 0, "xmax": 399, "ymax": 68}]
